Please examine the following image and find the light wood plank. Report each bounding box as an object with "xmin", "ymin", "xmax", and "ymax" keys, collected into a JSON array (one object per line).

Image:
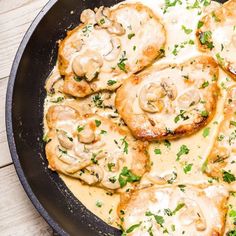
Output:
[
  {"xmin": 0, "ymin": 0, "xmax": 49, "ymax": 79},
  {"xmin": 0, "ymin": 164, "xmax": 52, "ymax": 235},
  {"xmin": 0, "ymin": 77, "xmax": 12, "ymax": 168}
]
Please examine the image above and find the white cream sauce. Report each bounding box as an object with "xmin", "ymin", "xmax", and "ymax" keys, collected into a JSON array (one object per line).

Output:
[{"xmin": 43, "ymin": 0, "xmax": 236, "ymax": 233}]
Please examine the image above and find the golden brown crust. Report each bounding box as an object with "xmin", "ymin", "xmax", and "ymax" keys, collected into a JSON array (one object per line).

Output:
[
  {"xmin": 196, "ymin": 0, "xmax": 236, "ymax": 79},
  {"xmin": 58, "ymin": 3, "xmax": 166, "ymax": 97},
  {"xmin": 116, "ymin": 56, "xmax": 219, "ymax": 141},
  {"xmin": 206, "ymin": 85, "xmax": 236, "ymax": 181},
  {"xmin": 45, "ymin": 105, "xmax": 149, "ymax": 190},
  {"xmin": 118, "ymin": 185, "xmax": 229, "ymax": 236}
]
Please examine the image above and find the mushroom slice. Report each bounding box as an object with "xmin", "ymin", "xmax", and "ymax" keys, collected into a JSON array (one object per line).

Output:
[
  {"xmin": 107, "ymin": 22, "xmax": 126, "ymax": 36},
  {"xmin": 139, "ymin": 82, "xmax": 165, "ymax": 113},
  {"xmin": 104, "ymin": 37, "xmax": 121, "ymax": 61},
  {"xmin": 118, "ymin": 185, "xmax": 228, "ymax": 235},
  {"xmin": 116, "ymin": 56, "xmax": 219, "ymax": 141},
  {"xmin": 161, "ymin": 79, "xmax": 177, "ymax": 101},
  {"xmin": 178, "ymin": 199, "xmax": 207, "ymax": 231},
  {"xmin": 45, "ymin": 68, "xmax": 61, "ymax": 94},
  {"xmin": 57, "ymin": 130, "xmax": 73, "ymax": 149},
  {"xmin": 177, "ymin": 89, "xmax": 201, "ymax": 109},
  {"xmin": 45, "ymin": 105, "xmax": 149, "ymax": 190},
  {"xmin": 72, "ymin": 50, "xmax": 103, "ymax": 81},
  {"xmin": 80, "ymin": 9, "xmax": 96, "ymax": 24},
  {"xmin": 95, "ymin": 6, "xmax": 112, "ymax": 28}
]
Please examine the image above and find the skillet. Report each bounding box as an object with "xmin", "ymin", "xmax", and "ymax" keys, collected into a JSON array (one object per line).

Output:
[{"xmin": 5, "ymin": 0, "xmax": 227, "ymax": 235}]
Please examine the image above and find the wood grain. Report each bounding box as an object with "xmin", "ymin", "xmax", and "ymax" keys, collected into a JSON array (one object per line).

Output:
[
  {"xmin": 0, "ymin": 165, "xmax": 52, "ymax": 235},
  {"xmin": 0, "ymin": 0, "xmax": 53, "ymax": 234},
  {"xmin": 0, "ymin": 0, "xmax": 48, "ymax": 79},
  {"xmin": 0, "ymin": 77, "xmax": 11, "ymax": 168}
]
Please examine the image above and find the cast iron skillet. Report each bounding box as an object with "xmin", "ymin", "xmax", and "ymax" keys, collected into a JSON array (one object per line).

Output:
[{"xmin": 6, "ymin": 0, "xmax": 227, "ymax": 235}]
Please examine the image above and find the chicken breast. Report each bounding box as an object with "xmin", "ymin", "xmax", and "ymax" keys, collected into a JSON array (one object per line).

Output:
[
  {"xmin": 196, "ymin": 0, "xmax": 236, "ymax": 79},
  {"xmin": 118, "ymin": 184, "xmax": 229, "ymax": 236},
  {"xmin": 205, "ymin": 85, "xmax": 236, "ymax": 184},
  {"xmin": 45, "ymin": 105, "xmax": 149, "ymax": 190},
  {"xmin": 58, "ymin": 3, "xmax": 166, "ymax": 97},
  {"xmin": 115, "ymin": 56, "xmax": 219, "ymax": 141}
]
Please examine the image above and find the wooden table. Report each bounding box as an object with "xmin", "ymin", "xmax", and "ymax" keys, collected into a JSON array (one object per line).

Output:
[{"xmin": 0, "ymin": 0, "xmax": 52, "ymax": 234}]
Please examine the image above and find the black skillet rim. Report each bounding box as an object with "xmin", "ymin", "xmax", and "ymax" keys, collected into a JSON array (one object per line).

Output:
[{"xmin": 5, "ymin": 0, "xmax": 68, "ymax": 235}]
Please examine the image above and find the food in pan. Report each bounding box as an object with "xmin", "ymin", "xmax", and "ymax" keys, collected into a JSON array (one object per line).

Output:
[
  {"xmin": 45, "ymin": 105, "xmax": 149, "ymax": 190},
  {"xmin": 43, "ymin": 0, "xmax": 236, "ymax": 234},
  {"xmin": 118, "ymin": 185, "xmax": 228, "ymax": 235},
  {"xmin": 116, "ymin": 56, "xmax": 219, "ymax": 141},
  {"xmin": 196, "ymin": 0, "xmax": 236, "ymax": 79},
  {"xmin": 58, "ymin": 3, "xmax": 166, "ymax": 97}
]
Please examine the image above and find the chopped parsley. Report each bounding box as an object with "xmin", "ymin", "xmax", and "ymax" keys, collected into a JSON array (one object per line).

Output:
[
  {"xmin": 100, "ymin": 130, "xmax": 107, "ymax": 135},
  {"xmin": 167, "ymin": 171, "xmax": 177, "ymax": 184},
  {"xmin": 145, "ymin": 211, "xmax": 164, "ymax": 226},
  {"xmin": 164, "ymin": 140, "xmax": 171, "ymax": 148},
  {"xmin": 73, "ymin": 76, "xmax": 83, "ymax": 82},
  {"xmin": 93, "ymin": 94, "xmax": 103, "ymax": 108},
  {"xmin": 212, "ymin": 12, "xmax": 220, "ymax": 22},
  {"xmin": 96, "ymin": 201, "xmax": 103, "ymax": 208},
  {"xmin": 222, "ymin": 170, "xmax": 236, "ymax": 183},
  {"xmin": 163, "ymin": 0, "xmax": 182, "ymax": 13},
  {"xmin": 187, "ymin": 0, "xmax": 200, "ymax": 9},
  {"xmin": 82, "ymin": 24, "xmax": 93, "ymax": 36},
  {"xmin": 183, "ymin": 163, "xmax": 193, "ymax": 174},
  {"xmin": 108, "ymin": 163, "xmax": 115, "ymax": 171},
  {"xmin": 201, "ymin": 159, "xmax": 208, "ymax": 173},
  {"xmin": 77, "ymin": 125, "xmax": 84, "ymax": 132},
  {"xmin": 154, "ymin": 148, "xmax": 162, "ymax": 155},
  {"xmin": 95, "ymin": 119, "xmax": 101, "ymax": 127},
  {"xmin": 42, "ymin": 134, "xmax": 51, "ymax": 143},
  {"xmin": 58, "ymin": 147, "xmax": 67, "ymax": 155},
  {"xmin": 181, "ymin": 25, "xmax": 193, "ymax": 34},
  {"xmin": 107, "ymin": 80, "xmax": 117, "ymax": 86},
  {"xmin": 230, "ymin": 121, "xmax": 236, "ymax": 127},
  {"xmin": 174, "ymin": 110, "xmax": 189, "ymax": 123},
  {"xmin": 172, "ymin": 203, "xmax": 185, "ymax": 214},
  {"xmin": 118, "ymin": 167, "xmax": 141, "ymax": 188},
  {"xmin": 203, "ymin": 127, "xmax": 210, "ymax": 137},
  {"xmin": 199, "ymin": 31, "xmax": 214, "ymax": 49},
  {"xmin": 197, "ymin": 20, "xmax": 204, "ymax": 29},
  {"xmin": 216, "ymin": 53, "xmax": 224, "ymax": 65},
  {"xmin": 178, "ymin": 184, "xmax": 186, "ymax": 192},
  {"xmin": 201, "ymin": 110, "xmax": 209, "ymax": 118},
  {"xmin": 109, "ymin": 176, "xmax": 117, "ymax": 183},
  {"xmin": 121, "ymin": 136, "xmax": 129, "ymax": 154},
  {"xmin": 201, "ymin": 81, "xmax": 209, "ymax": 88},
  {"xmin": 126, "ymin": 222, "xmax": 142, "ymax": 234},
  {"xmin": 176, "ymin": 145, "xmax": 189, "ymax": 161},
  {"xmin": 128, "ymin": 33, "xmax": 135, "ymax": 39},
  {"xmin": 117, "ymin": 51, "xmax": 128, "ymax": 73},
  {"xmin": 51, "ymin": 97, "xmax": 64, "ymax": 103},
  {"xmin": 91, "ymin": 153, "xmax": 98, "ymax": 164},
  {"xmin": 226, "ymin": 230, "xmax": 236, "ymax": 236},
  {"xmin": 100, "ymin": 18, "xmax": 105, "ymax": 25}
]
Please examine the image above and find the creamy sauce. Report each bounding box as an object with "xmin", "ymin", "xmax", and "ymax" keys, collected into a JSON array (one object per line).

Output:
[
  {"xmin": 43, "ymin": 0, "xmax": 236, "ymax": 233},
  {"xmin": 60, "ymin": 174, "xmax": 120, "ymax": 227}
]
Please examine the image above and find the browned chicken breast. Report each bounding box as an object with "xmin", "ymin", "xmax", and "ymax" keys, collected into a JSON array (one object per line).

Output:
[
  {"xmin": 115, "ymin": 56, "xmax": 219, "ymax": 141},
  {"xmin": 58, "ymin": 3, "xmax": 166, "ymax": 97},
  {"xmin": 45, "ymin": 105, "xmax": 149, "ymax": 190},
  {"xmin": 196, "ymin": 0, "xmax": 236, "ymax": 79},
  {"xmin": 118, "ymin": 184, "xmax": 229, "ymax": 236},
  {"xmin": 205, "ymin": 85, "xmax": 236, "ymax": 184}
]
